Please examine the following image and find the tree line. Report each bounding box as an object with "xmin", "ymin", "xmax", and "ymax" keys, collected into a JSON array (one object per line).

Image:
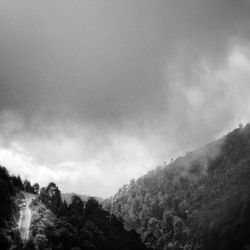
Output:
[{"xmin": 30, "ymin": 181, "xmax": 151, "ymax": 250}]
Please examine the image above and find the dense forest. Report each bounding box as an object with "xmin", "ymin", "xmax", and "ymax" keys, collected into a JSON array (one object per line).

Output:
[
  {"xmin": 0, "ymin": 167, "xmax": 149, "ymax": 250},
  {"xmin": 104, "ymin": 124, "xmax": 250, "ymax": 250},
  {"xmin": 61, "ymin": 193, "xmax": 103, "ymax": 205},
  {"xmin": 34, "ymin": 182, "xmax": 149, "ymax": 249}
]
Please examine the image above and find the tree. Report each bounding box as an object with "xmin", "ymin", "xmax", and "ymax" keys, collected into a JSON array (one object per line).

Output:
[
  {"xmin": 39, "ymin": 187, "xmax": 48, "ymax": 203},
  {"xmin": 11, "ymin": 175, "xmax": 24, "ymax": 190},
  {"xmin": 69, "ymin": 195, "xmax": 84, "ymax": 215},
  {"xmin": 34, "ymin": 234, "xmax": 48, "ymax": 249},
  {"xmin": 24, "ymin": 180, "xmax": 34, "ymax": 193},
  {"xmin": 24, "ymin": 239, "xmax": 36, "ymax": 250},
  {"xmin": 33, "ymin": 183, "xmax": 40, "ymax": 194},
  {"xmin": 39, "ymin": 182, "xmax": 62, "ymax": 214},
  {"xmin": 85, "ymin": 197, "xmax": 100, "ymax": 216},
  {"xmin": 58, "ymin": 200, "xmax": 68, "ymax": 216}
]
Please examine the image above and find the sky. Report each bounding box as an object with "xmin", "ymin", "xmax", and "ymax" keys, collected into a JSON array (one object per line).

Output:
[{"xmin": 1, "ymin": 0, "xmax": 250, "ymax": 197}]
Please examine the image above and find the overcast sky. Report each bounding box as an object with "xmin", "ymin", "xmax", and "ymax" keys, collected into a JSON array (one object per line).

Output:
[{"xmin": 0, "ymin": 0, "xmax": 250, "ymax": 197}]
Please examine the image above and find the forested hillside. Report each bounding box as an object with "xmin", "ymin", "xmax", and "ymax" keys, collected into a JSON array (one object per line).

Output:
[
  {"xmin": 0, "ymin": 168, "xmax": 150, "ymax": 250},
  {"xmin": 104, "ymin": 124, "xmax": 250, "ymax": 250}
]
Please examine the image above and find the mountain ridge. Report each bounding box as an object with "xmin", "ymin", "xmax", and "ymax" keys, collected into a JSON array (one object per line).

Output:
[{"xmin": 104, "ymin": 123, "xmax": 250, "ymax": 250}]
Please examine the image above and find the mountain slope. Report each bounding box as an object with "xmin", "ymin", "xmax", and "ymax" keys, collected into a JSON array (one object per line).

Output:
[{"xmin": 105, "ymin": 124, "xmax": 250, "ymax": 250}]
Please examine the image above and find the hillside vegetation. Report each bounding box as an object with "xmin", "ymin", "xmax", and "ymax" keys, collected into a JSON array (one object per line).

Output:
[
  {"xmin": 1, "ymin": 172, "xmax": 150, "ymax": 249},
  {"xmin": 104, "ymin": 124, "xmax": 250, "ymax": 250},
  {"xmin": 32, "ymin": 182, "xmax": 150, "ymax": 250},
  {"xmin": 61, "ymin": 193, "xmax": 103, "ymax": 205}
]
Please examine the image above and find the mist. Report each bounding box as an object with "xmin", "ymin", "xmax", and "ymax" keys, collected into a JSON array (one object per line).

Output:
[{"xmin": 1, "ymin": 0, "xmax": 250, "ymax": 197}]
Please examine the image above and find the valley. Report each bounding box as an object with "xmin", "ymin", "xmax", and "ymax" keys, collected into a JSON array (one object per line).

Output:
[{"xmin": 1, "ymin": 124, "xmax": 250, "ymax": 249}]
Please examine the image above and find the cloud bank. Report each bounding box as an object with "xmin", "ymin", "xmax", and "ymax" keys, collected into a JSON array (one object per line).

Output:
[{"xmin": 0, "ymin": 0, "xmax": 250, "ymax": 197}]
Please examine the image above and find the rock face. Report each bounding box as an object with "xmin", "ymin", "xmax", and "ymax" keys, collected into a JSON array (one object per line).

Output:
[
  {"xmin": 17, "ymin": 192, "xmax": 36, "ymax": 241},
  {"xmin": 105, "ymin": 124, "xmax": 250, "ymax": 250}
]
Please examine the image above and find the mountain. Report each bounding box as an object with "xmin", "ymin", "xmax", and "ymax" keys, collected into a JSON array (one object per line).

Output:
[{"xmin": 104, "ymin": 124, "xmax": 250, "ymax": 250}]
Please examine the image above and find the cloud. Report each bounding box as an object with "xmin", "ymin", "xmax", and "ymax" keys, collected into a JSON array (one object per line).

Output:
[
  {"xmin": 0, "ymin": 127, "xmax": 157, "ymax": 197},
  {"xmin": 0, "ymin": 0, "xmax": 250, "ymax": 196}
]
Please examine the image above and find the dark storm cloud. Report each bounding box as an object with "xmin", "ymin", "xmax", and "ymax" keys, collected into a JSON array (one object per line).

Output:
[
  {"xmin": 0, "ymin": 0, "xmax": 166, "ymax": 125},
  {"xmin": 0, "ymin": 0, "xmax": 249, "ymax": 125},
  {"xmin": 0, "ymin": 0, "xmax": 250, "ymax": 196}
]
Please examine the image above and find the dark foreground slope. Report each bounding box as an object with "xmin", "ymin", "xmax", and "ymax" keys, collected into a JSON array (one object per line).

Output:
[
  {"xmin": 105, "ymin": 124, "xmax": 250, "ymax": 250},
  {"xmin": 0, "ymin": 167, "xmax": 26, "ymax": 249}
]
